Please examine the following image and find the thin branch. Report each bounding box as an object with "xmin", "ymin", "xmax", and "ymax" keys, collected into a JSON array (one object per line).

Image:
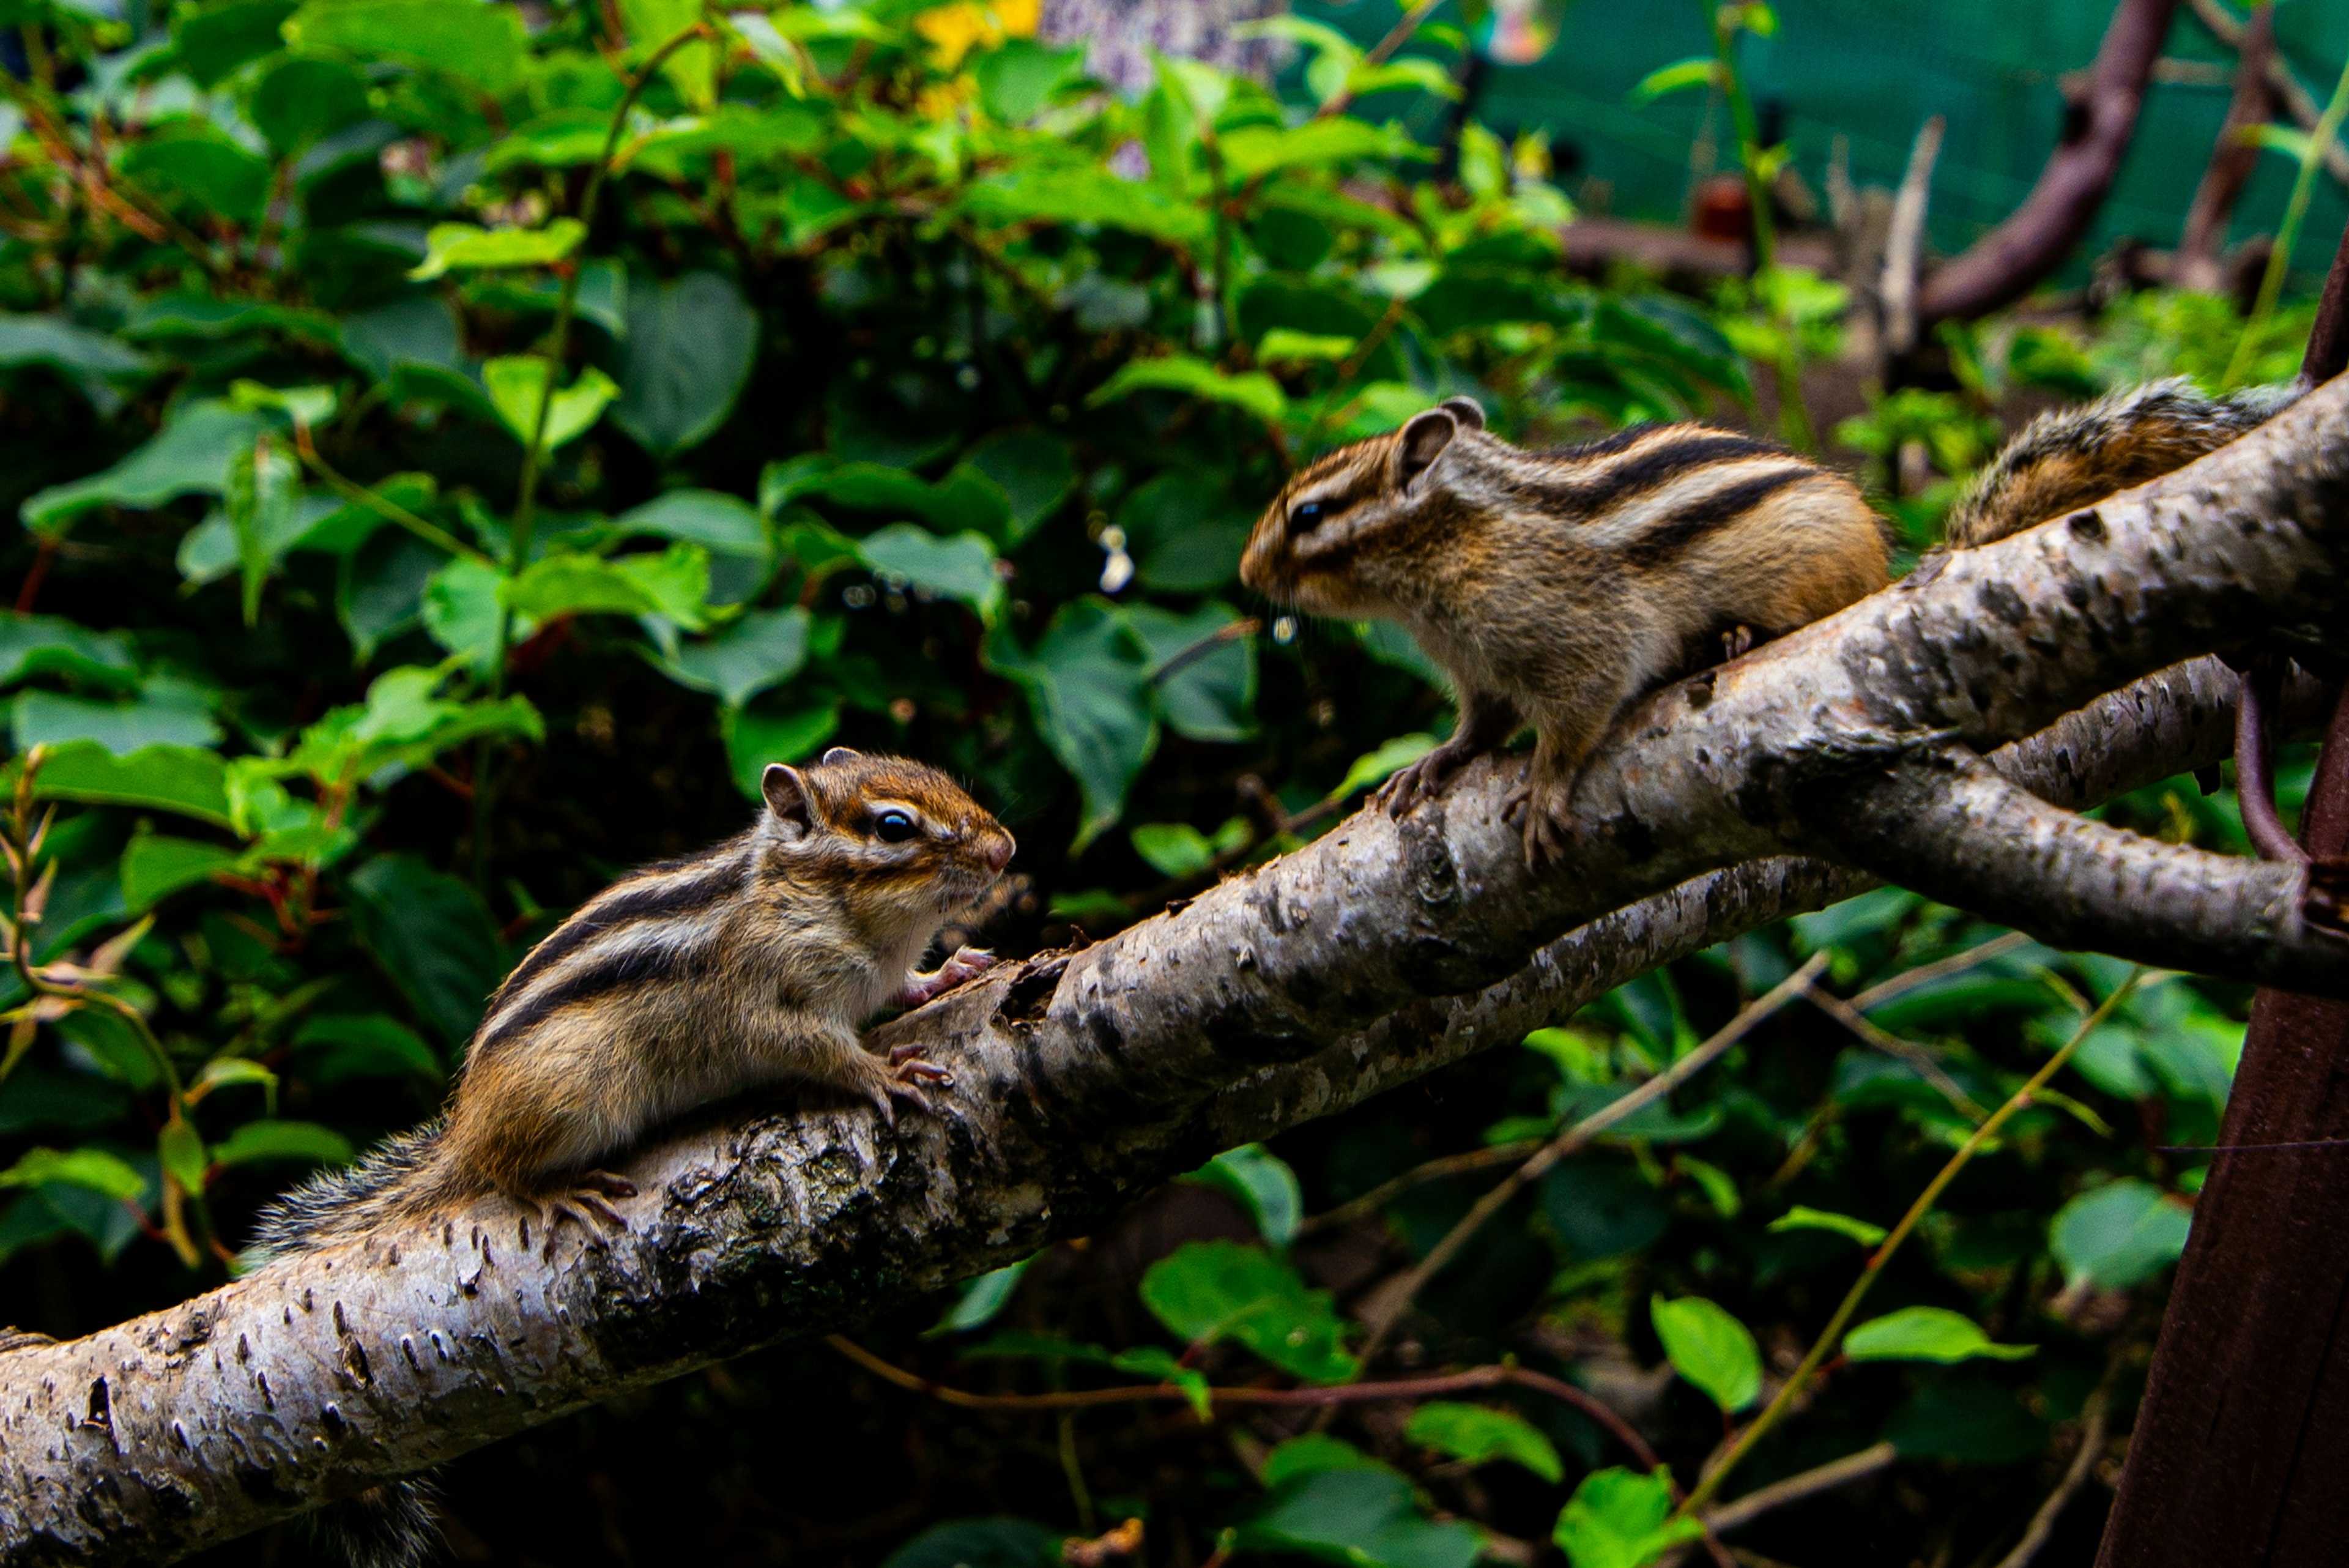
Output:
[
  {"xmin": 1296, "ymin": 1140, "xmax": 1536, "ymax": 1238},
  {"xmin": 1701, "ymin": 1441, "xmax": 1898, "ymax": 1534},
  {"xmin": 1680, "ymin": 975, "xmax": 2142, "ymax": 1515},
  {"xmin": 1800, "ymin": 982, "xmax": 1989, "ymax": 1120},
  {"xmin": 2175, "ymin": 1, "xmax": 2274, "ymax": 294},
  {"xmin": 1346, "ymin": 952, "xmax": 1830, "ymax": 1374},
  {"xmin": 1881, "ymin": 116, "xmax": 1944, "ymax": 356},
  {"xmin": 1991, "ymin": 1386, "xmax": 2110, "ymax": 1568},
  {"xmin": 2188, "ymin": 0, "xmax": 2349, "ymax": 193}
]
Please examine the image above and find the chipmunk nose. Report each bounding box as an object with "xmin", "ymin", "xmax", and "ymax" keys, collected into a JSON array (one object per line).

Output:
[{"xmin": 983, "ymin": 831, "xmax": 1015, "ymax": 874}]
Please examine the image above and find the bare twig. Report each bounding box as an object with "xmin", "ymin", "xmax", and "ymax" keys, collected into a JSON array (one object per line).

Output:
[
  {"xmin": 2176, "ymin": 1, "xmax": 2276, "ymax": 294},
  {"xmin": 1702, "ymin": 1441, "xmax": 1899, "ymax": 1534},
  {"xmin": 1801, "ymin": 983, "xmax": 1989, "ymax": 1121},
  {"xmin": 1992, "ymin": 1386, "xmax": 2111, "ymax": 1568},
  {"xmin": 1848, "ymin": 931, "xmax": 2036, "ymax": 1012},
  {"xmin": 1346, "ymin": 952, "xmax": 1830, "ymax": 1375},
  {"xmin": 2188, "ymin": 0, "xmax": 2349, "ymax": 191},
  {"xmin": 1882, "ymin": 116, "xmax": 1945, "ymax": 355}
]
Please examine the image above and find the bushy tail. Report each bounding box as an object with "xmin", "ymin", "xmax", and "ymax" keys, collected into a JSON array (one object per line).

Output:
[
  {"xmin": 1946, "ymin": 377, "xmax": 2299, "ymax": 548},
  {"xmin": 308, "ymin": 1475, "xmax": 444, "ymax": 1568},
  {"xmin": 242, "ymin": 1118, "xmax": 457, "ymax": 1266}
]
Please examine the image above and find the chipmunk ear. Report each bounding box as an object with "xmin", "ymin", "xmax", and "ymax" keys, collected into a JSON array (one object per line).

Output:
[
  {"xmin": 1439, "ymin": 396, "xmax": 1485, "ymax": 431},
  {"xmin": 1397, "ymin": 409, "xmax": 1460, "ymax": 483},
  {"xmin": 819, "ymin": 746, "xmax": 864, "ymax": 765},
  {"xmin": 761, "ymin": 764, "xmax": 817, "ymax": 839}
]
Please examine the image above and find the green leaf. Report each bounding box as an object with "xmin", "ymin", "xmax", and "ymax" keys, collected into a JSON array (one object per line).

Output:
[
  {"xmin": 962, "ymin": 164, "xmax": 1211, "ymax": 249},
  {"xmin": 1131, "ymin": 822, "xmax": 1214, "ymax": 879},
  {"xmin": 407, "ymin": 220, "xmax": 587, "ymax": 281},
  {"xmin": 858, "ymin": 524, "xmax": 1003, "ymax": 617},
  {"xmin": 1553, "ymin": 1468, "xmax": 1701, "ymax": 1568},
  {"xmin": 0, "ymin": 1145, "xmax": 145, "ymax": 1202},
  {"xmin": 658, "ymin": 606, "xmax": 809, "ymax": 708},
  {"xmin": 1257, "ymin": 327, "xmax": 1357, "ymax": 363},
  {"xmin": 1768, "ymin": 1205, "xmax": 1887, "ymax": 1247},
  {"xmin": 23, "ymin": 401, "xmax": 265, "ymax": 535},
  {"xmin": 614, "ymin": 489, "xmax": 770, "ymax": 558},
  {"xmin": 960, "ymin": 430, "xmax": 1075, "ymax": 543},
  {"xmin": 975, "ymin": 39, "xmax": 1084, "ymax": 124},
  {"xmin": 880, "ymin": 1519, "xmax": 1060, "ymax": 1568},
  {"xmin": 343, "ymin": 853, "xmax": 508, "ymax": 1047},
  {"xmin": 171, "ymin": 0, "xmax": 299, "ymax": 86},
  {"xmin": 1844, "ymin": 1306, "xmax": 2036, "ymax": 1364},
  {"xmin": 158, "ymin": 1117, "xmax": 208, "ymax": 1192},
  {"xmin": 1130, "ymin": 601, "xmax": 1255, "ymax": 742},
  {"xmin": 505, "ymin": 545, "xmax": 709, "ymax": 631},
  {"xmin": 207, "ymin": 1120, "xmax": 354, "ymax": 1169},
  {"xmin": 1650, "ymin": 1294, "xmax": 1761, "ymax": 1413},
  {"xmin": 1261, "ymin": 1435, "xmax": 1387, "ymax": 1487},
  {"xmin": 1633, "ymin": 57, "xmax": 1720, "ymax": 102},
  {"xmin": 935, "ymin": 1257, "xmax": 1033, "ymax": 1334},
  {"xmin": 617, "ymin": 0, "xmax": 716, "ymax": 105},
  {"xmin": 614, "ymin": 271, "xmax": 760, "ymax": 459},
  {"xmin": 0, "ymin": 314, "xmax": 153, "ymax": 381},
  {"xmin": 1138, "ymin": 1238, "xmax": 1357, "ymax": 1382},
  {"xmin": 0, "ymin": 612, "xmax": 138, "ymax": 691},
  {"xmin": 1087, "ymin": 356, "xmax": 1286, "ymax": 422},
  {"xmin": 724, "ymin": 700, "xmax": 840, "ymax": 798},
  {"xmin": 1218, "ymin": 119, "xmax": 1417, "ymax": 179},
  {"xmin": 1406, "ymin": 1402, "xmax": 1563, "ymax": 1482},
  {"xmin": 284, "ymin": 0, "xmax": 529, "ymax": 92},
  {"xmin": 482, "ymin": 358, "xmax": 618, "ymax": 449},
  {"xmin": 1332, "ymin": 733, "xmax": 1438, "ymax": 801},
  {"xmin": 292, "ymin": 1013, "xmax": 441, "ymax": 1082},
  {"xmin": 421, "ymin": 555, "xmax": 511, "ymax": 672},
  {"xmin": 13, "ymin": 682, "xmax": 221, "ymax": 756},
  {"xmin": 1542, "ymin": 1161, "xmax": 1671, "ymax": 1260},
  {"xmin": 2050, "ymin": 1178, "xmax": 2192, "ymax": 1291},
  {"xmin": 120, "ymin": 834, "xmax": 240, "ymax": 913},
  {"xmin": 995, "ymin": 600, "xmax": 1156, "ymax": 852},
  {"xmin": 223, "ymin": 436, "xmax": 302, "ymax": 625},
  {"xmin": 1190, "ymin": 1143, "xmax": 1303, "ymax": 1246},
  {"xmin": 119, "ymin": 126, "xmax": 273, "ymax": 226},
  {"xmin": 1241, "ymin": 1468, "xmax": 1482, "ymax": 1568},
  {"xmin": 33, "ymin": 742, "xmax": 231, "ymax": 827},
  {"xmin": 1884, "ymin": 1381, "xmax": 2048, "ymax": 1463},
  {"xmin": 250, "ymin": 54, "xmax": 374, "ymax": 154}
]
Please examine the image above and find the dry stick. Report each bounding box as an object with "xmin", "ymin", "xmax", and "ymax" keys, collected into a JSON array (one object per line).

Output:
[
  {"xmin": 1678, "ymin": 970, "xmax": 2144, "ymax": 1515},
  {"xmin": 1847, "ymin": 931, "xmax": 2035, "ymax": 1012},
  {"xmin": 1990, "ymin": 1385, "xmax": 2110, "ymax": 1568},
  {"xmin": 1348, "ymin": 951, "xmax": 1832, "ymax": 1378},
  {"xmin": 1880, "ymin": 115, "xmax": 1945, "ymax": 357},
  {"xmin": 823, "ymin": 1337, "xmax": 1664, "ymax": 1470},
  {"xmin": 1800, "ymin": 984, "xmax": 1987, "ymax": 1121},
  {"xmin": 1304, "ymin": 934, "xmax": 2036, "ymax": 1236},
  {"xmin": 1700, "ymin": 1441, "xmax": 1898, "ymax": 1534}
]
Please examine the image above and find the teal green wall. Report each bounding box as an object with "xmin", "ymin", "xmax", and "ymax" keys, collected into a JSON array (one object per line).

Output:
[{"xmin": 1312, "ymin": 0, "xmax": 2349, "ymax": 288}]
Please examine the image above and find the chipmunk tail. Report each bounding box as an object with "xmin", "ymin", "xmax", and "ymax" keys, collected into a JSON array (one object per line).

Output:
[
  {"xmin": 1945, "ymin": 377, "xmax": 2298, "ymax": 549},
  {"xmin": 307, "ymin": 1474, "xmax": 444, "ymax": 1568},
  {"xmin": 240, "ymin": 1117, "xmax": 454, "ymax": 1266}
]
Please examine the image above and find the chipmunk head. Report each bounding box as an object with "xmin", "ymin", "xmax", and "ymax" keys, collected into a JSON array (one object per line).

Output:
[
  {"xmin": 1241, "ymin": 396, "xmax": 1487, "ymax": 617},
  {"xmin": 760, "ymin": 749, "xmax": 1015, "ymax": 923}
]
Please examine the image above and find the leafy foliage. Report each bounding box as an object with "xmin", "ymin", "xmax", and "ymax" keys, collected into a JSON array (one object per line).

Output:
[{"xmin": 0, "ymin": 0, "xmax": 2295, "ymax": 1561}]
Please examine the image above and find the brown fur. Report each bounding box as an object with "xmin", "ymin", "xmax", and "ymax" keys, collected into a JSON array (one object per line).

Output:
[
  {"xmin": 251, "ymin": 749, "xmax": 1014, "ymax": 1255},
  {"xmin": 1241, "ymin": 400, "xmax": 1890, "ymax": 860}
]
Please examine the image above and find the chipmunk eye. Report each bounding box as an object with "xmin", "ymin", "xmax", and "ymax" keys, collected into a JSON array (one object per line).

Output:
[
  {"xmin": 874, "ymin": 809, "xmax": 919, "ymax": 843},
  {"xmin": 1288, "ymin": 500, "xmax": 1327, "ymax": 533}
]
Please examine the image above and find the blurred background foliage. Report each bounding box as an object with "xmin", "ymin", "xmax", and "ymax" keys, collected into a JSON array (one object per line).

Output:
[{"xmin": 0, "ymin": 0, "xmax": 2315, "ymax": 1562}]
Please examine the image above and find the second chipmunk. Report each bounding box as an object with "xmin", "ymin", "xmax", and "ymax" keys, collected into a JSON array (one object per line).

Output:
[{"xmin": 1241, "ymin": 379, "xmax": 2289, "ymax": 863}]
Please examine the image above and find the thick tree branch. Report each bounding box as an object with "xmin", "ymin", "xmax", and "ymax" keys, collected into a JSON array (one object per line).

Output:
[
  {"xmin": 9, "ymin": 376, "xmax": 2349, "ymax": 1561},
  {"xmin": 1917, "ymin": 0, "xmax": 2179, "ymax": 324}
]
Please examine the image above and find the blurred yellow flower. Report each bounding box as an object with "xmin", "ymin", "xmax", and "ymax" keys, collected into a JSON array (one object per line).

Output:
[{"xmin": 913, "ymin": 0, "xmax": 1039, "ymax": 69}]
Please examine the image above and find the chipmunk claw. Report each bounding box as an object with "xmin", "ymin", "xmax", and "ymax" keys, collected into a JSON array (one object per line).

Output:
[
  {"xmin": 527, "ymin": 1170, "xmax": 636, "ymax": 1249},
  {"xmin": 1503, "ymin": 770, "xmax": 1584, "ymax": 867},
  {"xmin": 901, "ymin": 946, "xmax": 997, "ymax": 1006}
]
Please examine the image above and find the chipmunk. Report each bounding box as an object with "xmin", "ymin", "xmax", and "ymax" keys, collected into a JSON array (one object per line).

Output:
[
  {"xmin": 1241, "ymin": 398, "xmax": 1891, "ymax": 862},
  {"xmin": 251, "ymin": 748, "xmax": 1014, "ymax": 1568},
  {"xmin": 1242, "ymin": 380, "xmax": 2299, "ymax": 865}
]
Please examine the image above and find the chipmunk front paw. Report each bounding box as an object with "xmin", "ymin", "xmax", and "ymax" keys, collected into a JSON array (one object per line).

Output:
[
  {"xmin": 901, "ymin": 946, "xmax": 996, "ymax": 1006},
  {"xmin": 1376, "ymin": 739, "xmax": 1478, "ymax": 817}
]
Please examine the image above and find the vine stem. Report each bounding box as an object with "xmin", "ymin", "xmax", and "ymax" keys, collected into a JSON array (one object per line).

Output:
[
  {"xmin": 1678, "ymin": 967, "xmax": 2145, "ymax": 1515},
  {"xmin": 472, "ymin": 19, "xmax": 713, "ymax": 887},
  {"xmin": 2227, "ymin": 41, "xmax": 2349, "ymax": 388},
  {"xmin": 1705, "ymin": 1, "xmax": 1814, "ymax": 450},
  {"xmin": 290, "ymin": 423, "xmax": 486, "ymax": 563}
]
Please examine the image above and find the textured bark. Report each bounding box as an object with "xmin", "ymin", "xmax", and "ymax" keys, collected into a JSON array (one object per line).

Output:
[
  {"xmin": 1917, "ymin": 0, "xmax": 2180, "ymax": 324},
  {"xmin": 9, "ymin": 378, "xmax": 2349, "ymax": 1561},
  {"xmin": 2095, "ymin": 685, "xmax": 2349, "ymax": 1568}
]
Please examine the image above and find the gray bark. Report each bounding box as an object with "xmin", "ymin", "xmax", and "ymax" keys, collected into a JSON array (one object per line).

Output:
[{"xmin": 7, "ymin": 375, "xmax": 2349, "ymax": 1562}]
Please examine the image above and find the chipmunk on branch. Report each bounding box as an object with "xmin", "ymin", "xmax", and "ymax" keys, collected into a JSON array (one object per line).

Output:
[
  {"xmin": 1240, "ymin": 379, "xmax": 2295, "ymax": 864},
  {"xmin": 253, "ymin": 746, "xmax": 1014, "ymax": 1568}
]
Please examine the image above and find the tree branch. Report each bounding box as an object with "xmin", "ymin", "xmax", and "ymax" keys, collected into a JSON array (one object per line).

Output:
[
  {"xmin": 9, "ymin": 374, "xmax": 2349, "ymax": 1561},
  {"xmin": 1917, "ymin": 0, "xmax": 2180, "ymax": 324}
]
